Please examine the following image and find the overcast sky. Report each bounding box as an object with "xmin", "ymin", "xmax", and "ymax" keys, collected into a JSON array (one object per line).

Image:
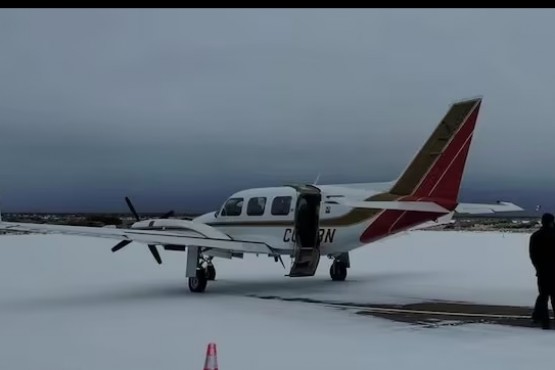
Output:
[{"xmin": 1, "ymin": 9, "xmax": 554, "ymax": 212}]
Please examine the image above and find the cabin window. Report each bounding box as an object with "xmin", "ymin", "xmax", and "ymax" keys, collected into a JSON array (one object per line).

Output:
[
  {"xmin": 271, "ymin": 196, "xmax": 292, "ymax": 216},
  {"xmin": 221, "ymin": 197, "xmax": 244, "ymax": 216},
  {"xmin": 247, "ymin": 197, "xmax": 266, "ymax": 216}
]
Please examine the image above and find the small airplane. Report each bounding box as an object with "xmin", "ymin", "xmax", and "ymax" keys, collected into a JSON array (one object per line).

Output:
[{"xmin": 0, "ymin": 96, "xmax": 523, "ymax": 293}]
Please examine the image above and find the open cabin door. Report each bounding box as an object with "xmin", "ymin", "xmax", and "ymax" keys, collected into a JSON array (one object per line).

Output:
[{"xmin": 286, "ymin": 184, "xmax": 322, "ymax": 277}]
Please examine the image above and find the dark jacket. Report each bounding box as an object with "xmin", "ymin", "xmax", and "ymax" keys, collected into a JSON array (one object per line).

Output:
[{"xmin": 529, "ymin": 227, "xmax": 555, "ymax": 277}]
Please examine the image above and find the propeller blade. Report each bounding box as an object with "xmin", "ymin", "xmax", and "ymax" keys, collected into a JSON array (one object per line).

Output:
[
  {"xmin": 148, "ymin": 244, "xmax": 162, "ymax": 264},
  {"xmin": 160, "ymin": 210, "xmax": 175, "ymax": 219},
  {"xmin": 274, "ymin": 255, "xmax": 286, "ymax": 269},
  {"xmin": 125, "ymin": 196, "xmax": 140, "ymax": 221},
  {"xmin": 112, "ymin": 239, "xmax": 132, "ymax": 252},
  {"xmin": 278, "ymin": 255, "xmax": 285, "ymax": 269}
]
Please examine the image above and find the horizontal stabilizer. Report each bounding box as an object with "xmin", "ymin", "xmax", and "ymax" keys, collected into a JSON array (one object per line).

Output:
[
  {"xmin": 325, "ymin": 199, "xmax": 450, "ymax": 213},
  {"xmin": 455, "ymin": 201, "xmax": 524, "ymax": 214}
]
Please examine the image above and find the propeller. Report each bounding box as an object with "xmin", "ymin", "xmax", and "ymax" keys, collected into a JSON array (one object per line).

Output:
[
  {"xmin": 148, "ymin": 244, "xmax": 162, "ymax": 264},
  {"xmin": 125, "ymin": 196, "xmax": 140, "ymax": 221},
  {"xmin": 112, "ymin": 239, "xmax": 132, "ymax": 252},
  {"xmin": 110, "ymin": 196, "xmax": 175, "ymax": 265},
  {"xmin": 274, "ymin": 255, "xmax": 286, "ymax": 269}
]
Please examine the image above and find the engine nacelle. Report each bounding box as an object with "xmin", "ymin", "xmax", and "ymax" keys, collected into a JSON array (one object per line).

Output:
[{"xmin": 130, "ymin": 218, "xmax": 233, "ymax": 240}]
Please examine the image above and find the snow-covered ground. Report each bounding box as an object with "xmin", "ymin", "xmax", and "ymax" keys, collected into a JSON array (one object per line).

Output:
[{"xmin": 0, "ymin": 230, "xmax": 554, "ymax": 370}]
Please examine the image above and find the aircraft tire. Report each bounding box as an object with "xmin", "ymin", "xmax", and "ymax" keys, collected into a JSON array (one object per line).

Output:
[
  {"xmin": 188, "ymin": 269, "xmax": 208, "ymax": 293},
  {"xmin": 206, "ymin": 264, "xmax": 216, "ymax": 281},
  {"xmin": 330, "ymin": 262, "xmax": 347, "ymax": 281}
]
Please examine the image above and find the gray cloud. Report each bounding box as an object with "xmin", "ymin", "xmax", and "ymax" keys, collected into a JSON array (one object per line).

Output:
[{"xmin": 1, "ymin": 9, "xmax": 554, "ymax": 212}]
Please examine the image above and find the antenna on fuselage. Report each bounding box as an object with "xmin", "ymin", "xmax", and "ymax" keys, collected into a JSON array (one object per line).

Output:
[{"xmin": 313, "ymin": 173, "xmax": 321, "ymax": 185}]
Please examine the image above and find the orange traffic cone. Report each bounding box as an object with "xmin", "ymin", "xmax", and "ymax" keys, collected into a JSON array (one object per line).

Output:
[{"xmin": 203, "ymin": 342, "xmax": 218, "ymax": 370}]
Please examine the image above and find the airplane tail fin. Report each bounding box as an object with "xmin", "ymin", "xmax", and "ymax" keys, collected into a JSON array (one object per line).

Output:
[
  {"xmin": 355, "ymin": 97, "xmax": 522, "ymax": 243},
  {"xmin": 388, "ymin": 97, "xmax": 482, "ymax": 204}
]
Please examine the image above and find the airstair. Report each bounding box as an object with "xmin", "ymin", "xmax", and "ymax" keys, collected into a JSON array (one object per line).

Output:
[{"xmin": 286, "ymin": 185, "xmax": 322, "ymax": 277}]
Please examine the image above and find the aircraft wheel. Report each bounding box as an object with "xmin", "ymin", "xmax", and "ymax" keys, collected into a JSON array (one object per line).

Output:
[
  {"xmin": 188, "ymin": 269, "xmax": 208, "ymax": 293},
  {"xmin": 330, "ymin": 261, "xmax": 347, "ymax": 281},
  {"xmin": 206, "ymin": 264, "xmax": 216, "ymax": 281}
]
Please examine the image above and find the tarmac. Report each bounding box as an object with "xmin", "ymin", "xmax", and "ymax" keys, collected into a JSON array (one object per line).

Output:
[{"xmin": 249, "ymin": 295, "xmax": 546, "ymax": 329}]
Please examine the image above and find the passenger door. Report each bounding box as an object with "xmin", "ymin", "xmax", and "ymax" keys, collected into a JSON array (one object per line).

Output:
[{"xmin": 288, "ymin": 185, "xmax": 322, "ymax": 277}]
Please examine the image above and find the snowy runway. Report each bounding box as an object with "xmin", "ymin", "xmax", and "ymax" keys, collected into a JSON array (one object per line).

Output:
[{"xmin": 1, "ymin": 230, "xmax": 554, "ymax": 370}]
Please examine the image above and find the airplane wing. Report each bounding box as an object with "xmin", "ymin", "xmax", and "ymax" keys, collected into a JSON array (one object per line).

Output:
[{"xmin": 0, "ymin": 220, "xmax": 273, "ymax": 255}]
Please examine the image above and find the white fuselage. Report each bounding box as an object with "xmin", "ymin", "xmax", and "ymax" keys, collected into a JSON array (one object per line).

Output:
[{"xmin": 192, "ymin": 181, "xmax": 453, "ymax": 257}]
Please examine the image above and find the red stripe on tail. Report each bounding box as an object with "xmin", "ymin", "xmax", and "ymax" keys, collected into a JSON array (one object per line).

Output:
[
  {"xmin": 360, "ymin": 98, "xmax": 481, "ymax": 244},
  {"xmin": 412, "ymin": 101, "xmax": 480, "ymax": 201}
]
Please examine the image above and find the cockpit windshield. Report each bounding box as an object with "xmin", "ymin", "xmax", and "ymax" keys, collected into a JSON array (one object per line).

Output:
[{"xmin": 220, "ymin": 197, "xmax": 243, "ymax": 216}]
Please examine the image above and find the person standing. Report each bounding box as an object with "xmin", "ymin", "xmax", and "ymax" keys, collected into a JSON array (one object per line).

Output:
[{"xmin": 530, "ymin": 213, "xmax": 555, "ymax": 329}]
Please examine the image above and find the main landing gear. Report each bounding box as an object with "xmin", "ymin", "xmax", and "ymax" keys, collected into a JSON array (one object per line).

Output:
[
  {"xmin": 187, "ymin": 248, "xmax": 216, "ymax": 293},
  {"xmin": 186, "ymin": 250, "xmax": 350, "ymax": 292},
  {"xmin": 203, "ymin": 255, "xmax": 216, "ymax": 281},
  {"xmin": 329, "ymin": 261, "xmax": 347, "ymax": 281},
  {"xmin": 188, "ymin": 263, "xmax": 216, "ymax": 293},
  {"xmin": 188, "ymin": 268, "xmax": 209, "ymax": 293},
  {"xmin": 329, "ymin": 253, "xmax": 350, "ymax": 281}
]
